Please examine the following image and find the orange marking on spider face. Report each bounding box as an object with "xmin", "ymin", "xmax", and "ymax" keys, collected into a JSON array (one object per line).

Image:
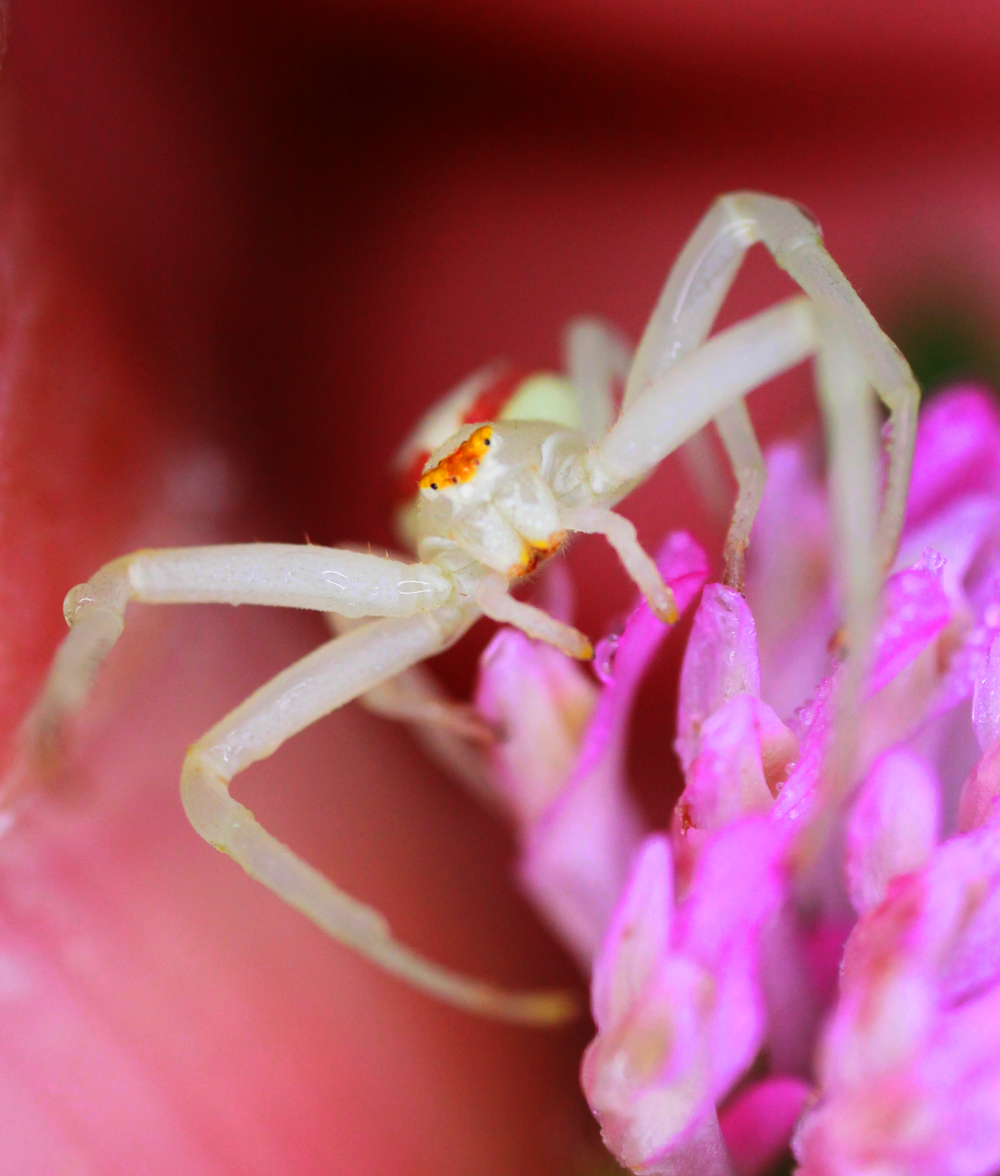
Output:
[{"xmin": 419, "ymin": 426, "xmax": 494, "ymax": 491}]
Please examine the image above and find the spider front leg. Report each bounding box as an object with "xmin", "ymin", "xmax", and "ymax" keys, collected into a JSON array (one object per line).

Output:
[
  {"xmin": 326, "ymin": 612, "xmax": 500, "ymax": 814},
  {"xmin": 22, "ymin": 542, "xmax": 576, "ymax": 1023},
  {"xmin": 182, "ymin": 608, "xmax": 573, "ymax": 1024},
  {"xmin": 562, "ymin": 295, "xmax": 813, "ymax": 596},
  {"xmin": 21, "ymin": 543, "xmax": 455, "ymax": 773},
  {"xmin": 627, "ymin": 191, "xmax": 919, "ymax": 572},
  {"xmin": 582, "ymin": 295, "xmax": 819, "ymax": 511}
]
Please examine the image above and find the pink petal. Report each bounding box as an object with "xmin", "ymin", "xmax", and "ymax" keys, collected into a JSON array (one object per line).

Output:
[
  {"xmin": 957, "ymin": 634, "xmax": 1000, "ymax": 832},
  {"xmin": 585, "ymin": 531, "xmax": 710, "ymax": 781},
  {"xmin": 929, "ymin": 827, "xmax": 1000, "ymax": 1005},
  {"xmin": 672, "ymin": 585, "xmax": 757, "ymax": 771},
  {"xmin": 678, "ymin": 696, "xmax": 797, "ymax": 835},
  {"xmin": 957, "ymin": 741, "xmax": 1000, "ymax": 833},
  {"xmin": 476, "ymin": 627, "xmax": 598, "ymax": 827},
  {"xmin": 676, "ymin": 585, "xmax": 761, "ymax": 773},
  {"xmin": 744, "ymin": 441, "xmax": 835, "ymax": 721},
  {"xmin": 905, "ymin": 386, "xmax": 1000, "ymax": 528},
  {"xmin": 868, "ymin": 555, "xmax": 952, "ymax": 697},
  {"xmin": 676, "ymin": 820, "xmax": 788, "ymax": 962},
  {"xmin": 806, "ymin": 812, "xmax": 1000, "ymax": 1173},
  {"xmin": 585, "ymin": 839, "xmax": 730, "ymax": 1174},
  {"xmin": 719, "ymin": 1076, "xmax": 812, "ymax": 1176},
  {"xmin": 679, "ymin": 697, "xmax": 773, "ymax": 832},
  {"xmin": 582, "ymin": 960, "xmax": 725, "ymax": 1176},
  {"xmin": 758, "ymin": 905, "xmax": 843, "ymax": 1076},
  {"xmin": 845, "ymin": 748, "xmax": 940, "ymax": 914},
  {"xmin": 591, "ymin": 834, "xmax": 673, "ymax": 1033},
  {"xmin": 799, "ymin": 982, "xmax": 1000, "ymax": 1176},
  {"xmin": 585, "ymin": 821, "xmax": 789, "ymax": 1175},
  {"xmin": 519, "ymin": 532, "xmax": 707, "ymax": 964},
  {"xmin": 972, "ymin": 632, "xmax": 1000, "ymax": 752},
  {"xmin": 771, "ymin": 673, "xmax": 838, "ymax": 828},
  {"xmin": 641, "ymin": 1114, "xmax": 735, "ymax": 1176},
  {"xmin": 675, "ymin": 819, "xmax": 788, "ymax": 1094},
  {"xmin": 896, "ymin": 495, "xmax": 1000, "ymax": 605},
  {"xmin": 592, "ymin": 832, "xmax": 668, "ymax": 1034},
  {"xmin": 519, "ymin": 752, "xmax": 646, "ymax": 967}
]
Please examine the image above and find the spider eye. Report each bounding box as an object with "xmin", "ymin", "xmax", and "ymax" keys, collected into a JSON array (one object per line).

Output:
[
  {"xmin": 429, "ymin": 482, "xmax": 438, "ymax": 490},
  {"xmin": 483, "ymin": 438, "xmax": 491, "ymax": 446}
]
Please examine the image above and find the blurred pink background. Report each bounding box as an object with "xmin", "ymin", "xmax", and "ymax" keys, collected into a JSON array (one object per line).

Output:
[{"xmin": 1, "ymin": 1, "xmax": 1000, "ymax": 1172}]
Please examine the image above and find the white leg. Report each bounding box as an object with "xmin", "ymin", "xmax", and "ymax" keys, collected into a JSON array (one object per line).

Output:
[
  {"xmin": 713, "ymin": 399, "xmax": 766, "ymax": 590},
  {"xmin": 585, "ymin": 296, "xmax": 818, "ymax": 503},
  {"xmin": 357, "ymin": 671, "xmax": 493, "ymax": 742},
  {"xmin": 181, "ymin": 610, "xmax": 574, "ymax": 1024},
  {"xmin": 475, "ymin": 574, "xmax": 593, "ymax": 660},
  {"xmin": 360, "ymin": 665, "xmax": 502, "ymax": 815},
  {"xmin": 798, "ymin": 312, "xmax": 882, "ymax": 869},
  {"xmin": 677, "ymin": 429, "xmax": 733, "ymax": 530},
  {"xmin": 563, "ymin": 316, "xmax": 631, "ymax": 442},
  {"xmin": 325, "ymin": 615, "xmax": 500, "ymax": 812},
  {"xmin": 626, "ymin": 192, "xmax": 919, "ymax": 568},
  {"xmin": 559, "ymin": 506, "xmax": 678, "ymax": 622},
  {"xmin": 25, "ymin": 544, "xmax": 457, "ymax": 767}
]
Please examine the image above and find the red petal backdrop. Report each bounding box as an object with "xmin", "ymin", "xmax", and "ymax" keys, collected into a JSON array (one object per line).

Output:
[{"xmin": 1, "ymin": 1, "xmax": 999, "ymax": 1171}]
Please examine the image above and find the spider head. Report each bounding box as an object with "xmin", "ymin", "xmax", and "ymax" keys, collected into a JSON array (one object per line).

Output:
[
  {"xmin": 416, "ymin": 422, "xmax": 508, "ymax": 517},
  {"xmin": 415, "ymin": 420, "xmax": 574, "ymax": 578}
]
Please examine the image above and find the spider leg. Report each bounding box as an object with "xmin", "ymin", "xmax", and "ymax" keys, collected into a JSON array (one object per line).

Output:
[
  {"xmin": 584, "ymin": 295, "xmax": 819, "ymax": 507},
  {"xmin": 797, "ymin": 312, "xmax": 882, "ymax": 869},
  {"xmin": 20, "ymin": 544, "xmax": 456, "ymax": 776},
  {"xmin": 550, "ymin": 298, "xmax": 812, "ymax": 610},
  {"xmin": 357, "ymin": 665, "xmax": 501, "ymax": 813},
  {"xmin": 475, "ymin": 574, "xmax": 594, "ymax": 660},
  {"xmin": 352, "ymin": 669, "xmax": 493, "ymax": 743},
  {"xmin": 713, "ymin": 399, "xmax": 766, "ymax": 590},
  {"xmin": 563, "ymin": 316, "xmax": 631, "ymax": 443},
  {"xmin": 626, "ymin": 192, "xmax": 919, "ymax": 571},
  {"xmin": 326, "ymin": 614, "xmax": 500, "ymax": 811},
  {"xmin": 558, "ymin": 506, "xmax": 678, "ymax": 622},
  {"xmin": 182, "ymin": 609, "xmax": 575, "ymax": 1024}
]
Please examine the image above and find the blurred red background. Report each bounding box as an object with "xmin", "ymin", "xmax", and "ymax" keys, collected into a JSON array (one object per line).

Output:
[{"xmin": 0, "ymin": 1, "xmax": 999, "ymax": 1172}]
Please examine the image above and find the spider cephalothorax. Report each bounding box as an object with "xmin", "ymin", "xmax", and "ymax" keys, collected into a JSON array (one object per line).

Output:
[{"xmin": 23, "ymin": 193, "xmax": 919, "ymax": 1023}]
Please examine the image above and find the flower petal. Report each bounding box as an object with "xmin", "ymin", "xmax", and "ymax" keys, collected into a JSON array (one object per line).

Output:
[
  {"xmin": 904, "ymin": 386, "xmax": 1000, "ymax": 528},
  {"xmin": 868, "ymin": 556, "xmax": 952, "ymax": 697},
  {"xmin": 677, "ymin": 695, "xmax": 797, "ymax": 835},
  {"xmin": 676, "ymin": 585, "xmax": 761, "ymax": 773},
  {"xmin": 972, "ymin": 632, "xmax": 1000, "ymax": 753},
  {"xmin": 582, "ymin": 960, "xmax": 725, "ymax": 1176},
  {"xmin": 675, "ymin": 819, "xmax": 788, "ymax": 1095},
  {"xmin": 719, "ymin": 1076, "xmax": 811, "ymax": 1176},
  {"xmin": 845, "ymin": 748, "xmax": 940, "ymax": 914},
  {"xmin": 476, "ymin": 627, "xmax": 598, "ymax": 827},
  {"xmin": 591, "ymin": 834, "xmax": 673, "ymax": 1033},
  {"xmin": 516, "ymin": 531, "xmax": 708, "ymax": 964},
  {"xmin": 745, "ymin": 441, "xmax": 836, "ymax": 720}
]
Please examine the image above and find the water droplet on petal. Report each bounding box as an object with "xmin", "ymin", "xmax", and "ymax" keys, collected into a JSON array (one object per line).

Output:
[{"xmin": 594, "ymin": 634, "xmax": 619, "ymax": 684}]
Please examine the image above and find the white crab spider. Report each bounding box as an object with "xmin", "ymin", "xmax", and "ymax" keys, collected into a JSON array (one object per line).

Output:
[{"xmin": 23, "ymin": 193, "xmax": 918, "ymax": 1025}]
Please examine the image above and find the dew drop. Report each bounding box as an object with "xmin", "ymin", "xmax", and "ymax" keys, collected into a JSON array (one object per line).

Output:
[{"xmin": 594, "ymin": 635, "xmax": 619, "ymax": 684}]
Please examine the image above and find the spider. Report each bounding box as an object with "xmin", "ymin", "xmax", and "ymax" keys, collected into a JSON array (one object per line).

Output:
[{"xmin": 23, "ymin": 193, "xmax": 918, "ymax": 1025}]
